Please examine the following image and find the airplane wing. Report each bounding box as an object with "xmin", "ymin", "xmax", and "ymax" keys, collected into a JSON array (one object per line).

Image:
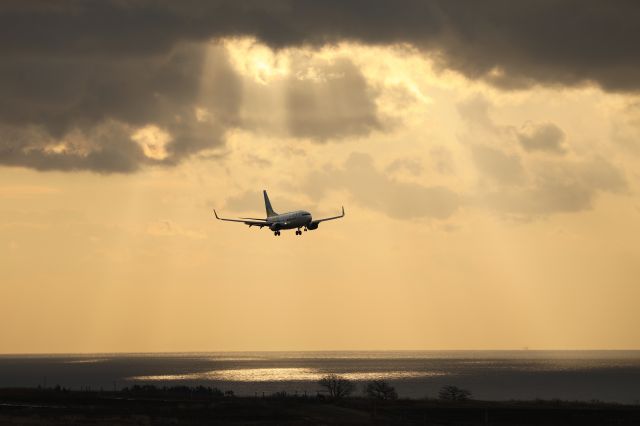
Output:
[
  {"xmin": 214, "ymin": 210, "xmax": 270, "ymax": 228},
  {"xmin": 313, "ymin": 206, "xmax": 345, "ymax": 223}
]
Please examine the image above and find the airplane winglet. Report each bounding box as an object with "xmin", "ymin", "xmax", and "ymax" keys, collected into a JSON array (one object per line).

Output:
[{"xmin": 213, "ymin": 209, "xmax": 220, "ymax": 219}]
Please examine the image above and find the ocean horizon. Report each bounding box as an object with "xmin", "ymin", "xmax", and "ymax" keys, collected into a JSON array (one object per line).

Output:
[{"xmin": 1, "ymin": 350, "xmax": 639, "ymax": 404}]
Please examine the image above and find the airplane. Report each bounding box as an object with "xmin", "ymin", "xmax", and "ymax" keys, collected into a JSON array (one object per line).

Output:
[{"xmin": 214, "ymin": 190, "xmax": 344, "ymax": 236}]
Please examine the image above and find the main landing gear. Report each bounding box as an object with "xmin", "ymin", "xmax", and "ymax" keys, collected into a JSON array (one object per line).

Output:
[{"xmin": 272, "ymin": 229, "xmax": 303, "ymax": 236}]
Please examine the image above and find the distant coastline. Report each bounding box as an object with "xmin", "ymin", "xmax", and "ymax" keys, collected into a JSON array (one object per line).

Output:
[{"xmin": 1, "ymin": 351, "xmax": 639, "ymax": 404}]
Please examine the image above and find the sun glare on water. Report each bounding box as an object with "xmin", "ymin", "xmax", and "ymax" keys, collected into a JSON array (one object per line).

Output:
[{"xmin": 130, "ymin": 368, "xmax": 445, "ymax": 382}]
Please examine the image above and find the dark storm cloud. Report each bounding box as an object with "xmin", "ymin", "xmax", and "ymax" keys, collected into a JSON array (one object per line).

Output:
[
  {"xmin": 0, "ymin": 42, "xmax": 239, "ymax": 172},
  {"xmin": 5, "ymin": 1, "xmax": 638, "ymax": 89},
  {"xmin": 0, "ymin": 40, "xmax": 207, "ymax": 138},
  {"xmin": 0, "ymin": 122, "xmax": 144, "ymax": 173},
  {"xmin": 2, "ymin": 0, "xmax": 640, "ymax": 172}
]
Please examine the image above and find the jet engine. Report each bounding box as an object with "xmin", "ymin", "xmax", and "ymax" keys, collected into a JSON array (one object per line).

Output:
[
  {"xmin": 307, "ymin": 221, "xmax": 320, "ymax": 230},
  {"xmin": 269, "ymin": 223, "xmax": 282, "ymax": 231}
]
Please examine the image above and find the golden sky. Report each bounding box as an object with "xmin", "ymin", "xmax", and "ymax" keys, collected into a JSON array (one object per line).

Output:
[{"xmin": 2, "ymin": 3, "xmax": 640, "ymax": 353}]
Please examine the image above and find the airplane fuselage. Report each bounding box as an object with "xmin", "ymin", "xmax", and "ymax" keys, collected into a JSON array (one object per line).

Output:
[{"xmin": 267, "ymin": 210, "xmax": 312, "ymax": 230}]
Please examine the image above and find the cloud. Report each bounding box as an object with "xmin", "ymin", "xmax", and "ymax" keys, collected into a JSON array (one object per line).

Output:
[
  {"xmin": 306, "ymin": 152, "xmax": 460, "ymax": 220},
  {"xmin": 575, "ymin": 156, "xmax": 627, "ymax": 194},
  {"xmin": 612, "ymin": 101, "xmax": 640, "ymax": 155},
  {"xmin": 244, "ymin": 154, "xmax": 272, "ymax": 168},
  {"xmin": 286, "ymin": 58, "xmax": 381, "ymax": 140},
  {"xmin": 3, "ymin": 1, "xmax": 640, "ymax": 173},
  {"xmin": 482, "ymin": 183, "xmax": 592, "ymax": 217},
  {"xmin": 222, "ymin": 45, "xmax": 384, "ymax": 141},
  {"xmin": 0, "ymin": 121, "xmax": 146, "ymax": 173},
  {"xmin": 471, "ymin": 144, "xmax": 525, "ymax": 185},
  {"xmin": 1, "ymin": 41, "xmax": 206, "ymax": 135},
  {"xmin": 224, "ymin": 190, "xmax": 299, "ymax": 215},
  {"xmin": 224, "ymin": 191, "xmax": 264, "ymax": 213},
  {"xmin": 477, "ymin": 155, "xmax": 627, "ymax": 219},
  {"xmin": 6, "ymin": 1, "xmax": 638, "ymax": 90},
  {"xmin": 385, "ymin": 158, "xmax": 423, "ymax": 176},
  {"xmin": 0, "ymin": 33, "xmax": 382, "ymax": 172},
  {"xmin": 517, "ymin": 122, "xmax": 566, "ymax": 154},
  {"xmin": 0, "ymin": 43, "xmax": 238, "ymax": 172},
  {"xmin": 429, "ymin": 146, "xmax": 455, "ymax": 175},
  {"xmin": 456, "ymin": 95, "xmax": 627, "ymax": 218},
  {"xmin": 456, "ymin": 96, "xmax": 495, "ymax": 131},
  {"xmin": 457, "ymin": 95, "xmax": 568, "ymax": 159}
]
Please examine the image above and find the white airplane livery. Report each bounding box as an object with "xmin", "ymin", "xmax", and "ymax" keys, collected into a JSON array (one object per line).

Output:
[{"xmin": 214, "ymin": 190, "xmax": 344, "ymax": 236}]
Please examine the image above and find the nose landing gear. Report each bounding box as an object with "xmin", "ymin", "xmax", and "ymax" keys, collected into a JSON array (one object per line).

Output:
[
  {"xmin": 273, "ymin": 231, "xmax": 281, "ymax": 236},
  {"xmin": 295, "ymin": 229, "xmax": 302, "ymax": 236}
]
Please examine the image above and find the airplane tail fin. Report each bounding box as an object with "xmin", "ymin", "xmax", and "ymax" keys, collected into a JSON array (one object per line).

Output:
[{"xmin": 263, "ymin": 190, "xmax": 278, "ymax": 217}]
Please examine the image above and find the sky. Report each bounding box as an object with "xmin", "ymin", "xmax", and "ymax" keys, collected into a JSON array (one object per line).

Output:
[{"xmin": 1, "ymin": 1, "xmax": 640, "ymax": 353}]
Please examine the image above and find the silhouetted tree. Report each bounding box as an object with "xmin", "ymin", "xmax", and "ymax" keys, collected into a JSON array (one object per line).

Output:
[
  {"xmin": 318, "ymin": 374, "xmax": 355, "ymax": 399},
  {"xmin": 438, "ymin": 385, "xmax": 472, "ymax": 401},
  {"xmin": 365, "ymin": 380, "xmax": 398, "ymax": 400}
]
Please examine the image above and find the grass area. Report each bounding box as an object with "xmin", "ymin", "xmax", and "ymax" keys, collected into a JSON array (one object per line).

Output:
[{"xmin": 1, "ymin": 387, "xmax": 639, "ymax": 425}]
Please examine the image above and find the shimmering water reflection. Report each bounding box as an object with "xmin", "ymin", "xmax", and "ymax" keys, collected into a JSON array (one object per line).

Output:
[
  {"xmin": 2, "ymin": 351, "xmax": 640, "ymax": 402},
  {"xmin": 131, "ymin": 367, "xmax": 445, "ymax": 382}
]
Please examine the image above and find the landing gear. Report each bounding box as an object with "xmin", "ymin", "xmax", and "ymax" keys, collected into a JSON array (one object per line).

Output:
[
  {"xmin": 273, "ymin": 231, "xmax": 281, "ymax": 236},
  {"xmin": 295, "ymin": 229, "xmax": 302, "ymax": 236}
]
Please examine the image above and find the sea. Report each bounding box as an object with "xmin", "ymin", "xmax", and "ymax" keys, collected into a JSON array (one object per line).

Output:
[{"xmin": 1, "ymin": 351, "xmax": 639, "ymax": 403}]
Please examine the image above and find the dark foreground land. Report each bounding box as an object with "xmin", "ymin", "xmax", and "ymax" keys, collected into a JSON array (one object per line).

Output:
[{"xmin": 1, "ymin": 387, "xmax": 639, "ymax": 425}]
